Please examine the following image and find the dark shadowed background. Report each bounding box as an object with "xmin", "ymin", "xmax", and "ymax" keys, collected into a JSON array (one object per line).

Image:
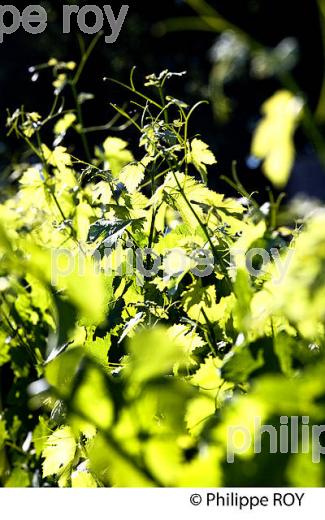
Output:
[{"xmin": 1, "ymin": 0, "xmax": 325, "ymax": 200}]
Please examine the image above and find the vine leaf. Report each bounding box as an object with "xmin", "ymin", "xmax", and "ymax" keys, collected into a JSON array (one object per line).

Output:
[
  {"xmin": 88, "ymin": 218, "xmax": 143, "ymax": 249},
  {"xmin": 251, "ymin": 90, "xmax": 303, "ymax": 188},
  {"xmin": 188, "ymin": 138, "xmax": 217, "ymax": 183},
  {"xmin": 42, "ymin": 426, "xmax": 76, "ymax": 478},
  {"xmin": 119, "ymin": 162, "xmax": 145, "ymax": 194}
]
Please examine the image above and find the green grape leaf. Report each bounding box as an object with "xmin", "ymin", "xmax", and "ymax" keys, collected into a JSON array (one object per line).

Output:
[
  {"xmin": 54, "ymin": 113, "xmax": 76, "ymax": 136},
  {"xmin": 125, "ymin": 326, "xmax": 188, "ymax": 385},
  {"xmin": 84, "ymin": 334, "xmax": 111, "ymax": 370},
  {"xmin": 188, "ymin": 138, "xmax": 217, "ymax": 183},
  {"xmin": 221, "ymin": 341, "xmax": 266, "ymax": 384},
  {"xmin": 119, "ymin": 162, "xmax": 145, "ymax": 194},
  {"xmin": 33, "ymin": 417, "xmax": 51, "ymax": 458},
  {"xmin": 42, "ymin": 144, "xmax": 72, "ymax": 170},
  {"xmin": 42, "ymin": 426, "xmax": 76, "ymax": 478},
  {"xmin": 5, "ymin": 467, "xmax": 30, "ymax": 487},
  {"xmin": 0, "ymin": 419, "xmax": 8, "ymax": 450},
  {"xmin": 71, "ymin": 469, "xmax": 98, "ymax": 487},
  {"xmin": 89, "ymin": 434, "xmax": 154, "ymax": 487},
  {"xmin": 88, "ymin": 218, "xmax": 143, "ymax": 249},
  {"xmin": 73, "ymin": 367, "xmax": 114, "ymax": 430},
  {"xmin": 252, "ymin": 90, "xmax": 303, "ymax": 188},
  {"xmin": 99, "ymin": 137, "xmax": 134, "ymax": 177}
]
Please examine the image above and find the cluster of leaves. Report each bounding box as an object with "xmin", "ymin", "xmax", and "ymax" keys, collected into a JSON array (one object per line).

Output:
[{"xmin": 0, "ymin": 60, "xmax": 325, "ymax": 487}]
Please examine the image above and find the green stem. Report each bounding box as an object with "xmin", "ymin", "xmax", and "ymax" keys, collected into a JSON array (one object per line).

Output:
[
  {"xmin": 35, "ymin": 132, "xmax": 86, "ymax": 254},
  {"xmin": 0, "ymin": 295, "xmax": 36, "ymax": 363},
  {"xmin": 71, "ymin": 81, "xmax": 91, "ymax": 163},
  {"xmin": 73, "ymin": 32, "xmax": 103, "ymax": 87},
  {"xmin": 201, "ymin": 308, "xmax": 218, "ymax": 356},
  {"xmin": 171, "ymin": 170, "xmax": 232, "ymax": 286}
]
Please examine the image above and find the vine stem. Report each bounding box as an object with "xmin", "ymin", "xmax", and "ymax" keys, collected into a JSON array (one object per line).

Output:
[
  {"xmin": 72, "ymin": 32, "xmax": 103, "ymax": 87},
  {"xmin": 0, "ymin": 294, "xmax": 37, "ymax": 364},
  {"xmin": 201, "ymin": 308, "xmax": 218, "ymax": 356},
  {"xmin": 171, "ymin": 170, "xmax": 232, "ymax": 287},
  {"xmin": 70, "ymin": 81, "xmax": 91, "ymax": 163},
  {"xmin": 70, "ymin": 32, "xmax": 103, "ymax": 162}
]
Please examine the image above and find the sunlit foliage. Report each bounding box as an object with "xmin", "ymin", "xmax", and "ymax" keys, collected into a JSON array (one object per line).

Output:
[{"xmin": 0, "ymin": 62, "xmax": 325, "ymax": 488}]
